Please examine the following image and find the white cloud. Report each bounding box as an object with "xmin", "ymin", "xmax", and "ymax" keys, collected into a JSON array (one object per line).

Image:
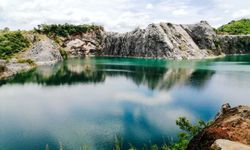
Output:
[
  {"xmin": 232, "ymin": 9, "xmax": 250, "ymax": 19},
  {"xmin": 172, "ymin": 9, "xmax": 188, "ymax": 16},
  {"xmin": 0, "ymin": 0, "xmax": 249, "ymax": 32},
  {"xmin": 146, "ymin": 3, "xmax": 154, "ymax": 9}
]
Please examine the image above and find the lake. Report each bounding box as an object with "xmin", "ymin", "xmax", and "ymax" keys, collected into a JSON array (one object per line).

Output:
[{"xmin": 1, "ymin": 55, "xmax": 250, "ymax": 150}]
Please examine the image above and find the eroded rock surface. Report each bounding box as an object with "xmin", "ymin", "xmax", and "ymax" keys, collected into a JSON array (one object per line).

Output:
[
  {"xmin": 102, "ymin": 22, "xmax": 211, "ymax": 59},
  {"xmin": 63, "ymin": 28, "xmax": 104, "ymax": 57},
  {"xmin": 187, "ymin": 105, "xmax": 250, "ymax": 150},
  {"xmin": 182, "ymin": 21, "xmax": 221, "ymax": 54},
  {"xmin": 49, "ymin": 21, "xmax": 250, "ymax": 60},
  {"xmin": 218, "ymin": 35, "xmax": 250, "ymax": 54},
  {"xmin": 20, "ymin": 36, "xmax": 63, "ymax": 65}
]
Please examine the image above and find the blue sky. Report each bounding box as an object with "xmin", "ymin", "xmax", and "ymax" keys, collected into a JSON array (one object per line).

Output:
[{"xmin": 0, "ymin": 0, "xmax": 249, "ymax": 32}]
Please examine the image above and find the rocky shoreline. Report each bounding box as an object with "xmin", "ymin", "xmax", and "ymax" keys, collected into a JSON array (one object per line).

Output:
[
  {"xmin": 188, "ymin": 104, "xmax": 250, "ymax": 150},
  {"xmin": 0, "ymin": 21, "xmax": 249, "ymax": 80}
]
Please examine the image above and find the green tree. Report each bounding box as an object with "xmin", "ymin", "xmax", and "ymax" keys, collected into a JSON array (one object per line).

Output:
[{"xmin": 217, "ymin": 19, "xmax": 250, "ymax": 35}]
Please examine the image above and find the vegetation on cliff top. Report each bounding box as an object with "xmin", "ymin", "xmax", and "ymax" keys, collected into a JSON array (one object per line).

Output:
[
  {"xmin": 34, "ymin": 23, "xmax": 103, "ymax": 37},
  {"xmin": 216, "ymin": 19, "xmax": 250, "ymax": 35},
  {"xmin": 0, "ymin": 29, "xmax": 30, "ymax": 59}
]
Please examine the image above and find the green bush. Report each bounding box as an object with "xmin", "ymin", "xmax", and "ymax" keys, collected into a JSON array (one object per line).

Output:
[
  {"xmin": 34, "ymin": 23, "xmax": 103, "ymax": 37},
  {"xmin": 216, "ymin": 19, "xmax": 250, "ymax": 35},
  {"xmin": 113, "ymin": 117, "xmax": 212, "ymax": 150},
  {"xmin": 59, "ymin": 48, "xmax": 68, "ymax": 59},
  {"xmin": 0, "ymin": 31, "xmax": 30, "ymax": 59}
]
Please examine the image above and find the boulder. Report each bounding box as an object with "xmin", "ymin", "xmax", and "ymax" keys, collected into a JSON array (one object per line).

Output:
[{"xmin": 211, "ymin": 139, "xmax": 250, "ymax": 150}]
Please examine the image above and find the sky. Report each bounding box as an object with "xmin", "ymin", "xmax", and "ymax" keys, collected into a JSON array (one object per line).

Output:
[{"xmin": 0, "ymin": 0, "xmax": 250, "ymax": 32}]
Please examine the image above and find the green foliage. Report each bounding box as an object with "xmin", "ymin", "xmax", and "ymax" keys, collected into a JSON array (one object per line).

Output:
[
  {"xmin": 114, "ymin": 136, "xmax": 123, "ymax": 150},
  {"xmin": 112, "ymin": 117, "xmax": 211, "ymax": 150},
  {"xmin": 176, "ymin": 117, "xmax": 211, "ymax": 136},
  {"xmin": 0, "ymin": 31, "xmax": 30, "ymax": 59},
  {"xmin": 217, "ymin": 19, "xmax": 250, "ymax": 35},
  {"xmin": 163, "ymin": 117, "xmax": 211, "ymax": 150},
  {"xmin": 59, "ymin": 48, "xmax": 68, "ymax": 59},
  {"xmin": 34, "ymin": 23, "xmax": 103, "ymax": 37},
  {"xmin": 17, "ymin": 59, "xmax": 35, "ymax": 66}
]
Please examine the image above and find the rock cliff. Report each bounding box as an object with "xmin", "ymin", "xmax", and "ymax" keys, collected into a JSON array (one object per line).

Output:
[
  {"xmin": 218, "ymin": 35, "xmax": 250, "ymax": 54},
  {"xmin": 63, "ymin": 28, "xmax": 104, "ymax": 57},
  {"xmin": 63, "ymin": 21, "xmax": 249, "ymax": 59},
  {"xmin": 102, "ymin": 22, "xmax": 212, "ymax": 59}
]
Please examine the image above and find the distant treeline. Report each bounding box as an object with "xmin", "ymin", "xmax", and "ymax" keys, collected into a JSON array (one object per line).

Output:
[
  {"xmin": 34, "ymin": 23, "xmax": 103, "ymax": 37},
  {"xmin": 216, "ymin": 19, "xmax": 250, "ymax": 35}
]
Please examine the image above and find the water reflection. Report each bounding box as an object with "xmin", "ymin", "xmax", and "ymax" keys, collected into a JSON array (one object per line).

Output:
[
  {"xmin": 1, "ymin": 58, "xmax": 215, "ymax": 90},
  {"xmin": 1, "ymin": 56, "xmax": 250, "ymax": 150}
]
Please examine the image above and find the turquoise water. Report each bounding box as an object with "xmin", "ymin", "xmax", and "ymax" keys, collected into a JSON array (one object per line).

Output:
[{"xmin": 1, "ymin": 55, "xmax": 250, "ymax": 150}]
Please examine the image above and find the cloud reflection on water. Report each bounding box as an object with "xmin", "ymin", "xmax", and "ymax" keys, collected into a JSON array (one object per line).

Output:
[{"xmin": 1, "ymin": 56, "xmax": 250, "ymax": 149}]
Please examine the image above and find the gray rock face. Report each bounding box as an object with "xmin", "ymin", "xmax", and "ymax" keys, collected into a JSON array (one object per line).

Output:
[
  {"xmin": 20, "ymin": 36, "xmax": 63, "ymax": 65},
  {"xmin": 63, "ymin": 21, "xmax": 250, "ymax": 59},
  {"xmin": 102, "ymin": 22, "xmax": 210, "ymax": 59},
  {"xmin": 182, "ymin": 21, "xmax": 221, "ymax": 54},
  {"xmin": 218, "ymin": 35, "xmax": 250, "ymax": 54}
]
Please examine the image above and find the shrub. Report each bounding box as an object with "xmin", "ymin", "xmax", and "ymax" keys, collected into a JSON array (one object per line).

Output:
[
  {"xmin": 34, "ymin": 23, "xmax": 103, "ymax": 37},
  {"xmin": 112, "ymin": 117, "xmax": 211, "ymax": 150},
  {"xmin": 59, "ymin": 48, "xmax": 68, "ymax": 59},
  {"xmin": 0, "ymin": 31, "xmax": 30, "ymax": 59},
  {"xmin": 162, "ymin": 117, "xmax": 212, "ymax": 150}
]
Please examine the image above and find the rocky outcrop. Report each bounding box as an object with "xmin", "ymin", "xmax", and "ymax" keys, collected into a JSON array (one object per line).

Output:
[
  {"xmin": 218, "ymin": 35, "xmax": 250, "ymax": 54},
  {"xmin": 187, "ymin": 105, "xmax": 250, "ymax": 150},
  {"xmin": 58, "ymin": 21, "xmax": 250, "ymax": 59},
  {"xmin": 102, "ymin": 22, "xmax": 210, "ymax": 59},
  {"xmin": 182, "ymin": 21, "xmax": 221, "ymax": 54},
  {"xmin": 63, "ymin": 29, "xmax": 104, "ymax": 57},
  {"xmin": 19, "ymin": 36, "xmax": 63, "ymax": 65}
]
